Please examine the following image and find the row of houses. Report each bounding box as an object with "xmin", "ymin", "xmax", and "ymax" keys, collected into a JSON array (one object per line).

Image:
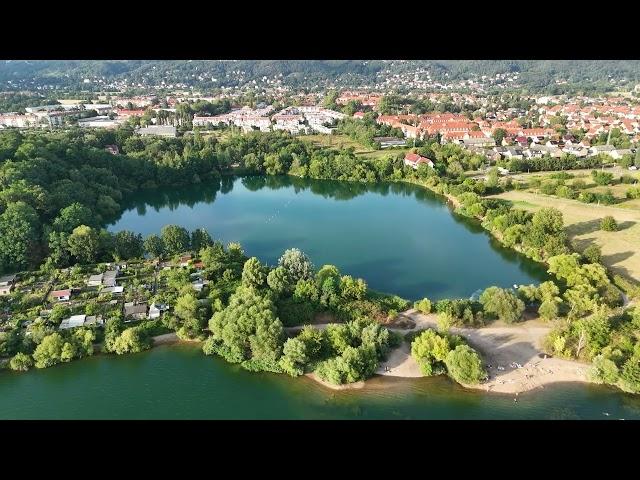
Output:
[{"xmin": 193, "ymin": 105, "xmax": 345, "ymax": 135}]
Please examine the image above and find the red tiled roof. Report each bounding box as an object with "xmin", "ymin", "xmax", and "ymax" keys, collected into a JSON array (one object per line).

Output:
[{"xmin": 51, "ymin": 289, "xmax": 71, "ymax": 297}]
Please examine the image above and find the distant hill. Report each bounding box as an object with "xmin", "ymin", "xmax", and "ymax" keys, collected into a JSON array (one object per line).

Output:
[{"xmin": 1, "ymin": 60, "xmax": 639, "ymax": 94}]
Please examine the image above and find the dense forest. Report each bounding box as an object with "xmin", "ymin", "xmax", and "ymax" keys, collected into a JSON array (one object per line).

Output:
[{"xmin": 2, "ymin": 60, "xmax": 640, "ymax": 93}]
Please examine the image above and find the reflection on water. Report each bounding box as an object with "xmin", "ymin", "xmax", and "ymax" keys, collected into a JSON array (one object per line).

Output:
[
  {"xmin": 109, "ymin": 175, "xmax": 549, "ymax": 300},
  {"xmin": 1, "ymin": 345, "xmax": 639, "ymax": 420}
]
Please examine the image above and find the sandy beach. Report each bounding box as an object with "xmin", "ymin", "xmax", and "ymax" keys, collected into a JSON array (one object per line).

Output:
[
  {"xmin": 378, "ymin": 309, "xmax": 590, "ymax": 394},
  {"xmin": 152, "ymin": 332, "xmax": 180, "ymax": 345}
]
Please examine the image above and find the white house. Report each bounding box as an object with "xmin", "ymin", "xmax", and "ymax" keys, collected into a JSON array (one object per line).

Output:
[{"xmin": 59, "ymin": 315, "xmax": 87, "ymax": 330}]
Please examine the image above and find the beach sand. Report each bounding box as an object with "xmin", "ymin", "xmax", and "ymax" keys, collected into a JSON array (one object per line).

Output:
[{"xmin": 379, "ymin": 309, "xmax": 590, "ymax": 394}]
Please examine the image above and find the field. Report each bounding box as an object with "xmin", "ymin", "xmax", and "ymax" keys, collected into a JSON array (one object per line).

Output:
[
  {"xmin": 491, "ymin": 189, "xmax": 640, "ymax": 282},
  {"xmin": 508, "ymin": 167, "xmax": 640, "ymax": 209},
  {"xmin": 302, "ymin": 134, "xmax": 411, "ymax": 159}
]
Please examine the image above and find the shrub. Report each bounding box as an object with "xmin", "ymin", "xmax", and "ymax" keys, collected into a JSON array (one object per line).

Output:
[
  {"xmin": 626, "ymin": 186, "xmax": 640, "ymax": 199},
  {"xmin": 9, "ymin": 352, "xmax": 34, "ymax": 371},
  {"xmin": 538, "ymin": 299, "xmax": 559, "ymax": 321},
  {"xmin": 589, "ymin": 354, "xmax": 619, "ymax": 385},
  {"xmin": 619, "ymin": 174, "xmax": 636, "ymax": 184},
  {"xmin": 414, "ymin": 298, "xmax": 432, "ymax": 314},
  {"xmin": 445, "ymin": 344, "xmax": 486, "ymax": 385},
  {"xmin": 582, "ymin": 244, "xmax": 602, "ymax": 264},
  {"xmin": 591, "ymin": 170, "xmax": 613, "ymax": 186},
  {"xmin": 578, "ymin": 191, "xmax": 596, "ymax": 203},
  {"xmin": 600, "ymin": 216, "xmax": 618, "ymax": 232},
  {"xmin": 479, "ymin": 287, "xmax": 525, "ymax": 324}
]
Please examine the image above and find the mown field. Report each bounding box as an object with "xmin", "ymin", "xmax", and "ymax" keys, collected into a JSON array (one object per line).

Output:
[
  {"xmin": 302, "ymin": 134, "xmax": 410, "ymax": 159},
  {"xmin": 491, "ymin": 189, "xmax": 640, "ymax": 283}
]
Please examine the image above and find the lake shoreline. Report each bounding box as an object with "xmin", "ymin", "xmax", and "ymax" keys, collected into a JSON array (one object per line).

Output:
[{"xmin": 301, "ymin": 310, "xmax": 595, "ymax": 395}]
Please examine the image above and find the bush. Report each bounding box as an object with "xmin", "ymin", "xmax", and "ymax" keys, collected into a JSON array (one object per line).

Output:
[
  {"xmin": 538, "ymin": 299, "xmax": 559, "ymax": 321},
  {"xmin": 591, "ymin": 170, "xmax": 613, "ymax": 186},
  {"xmin": 555, "ymin": 185, "xmax": 575, "ymax": 199},
  {"xmin": 619, "ymin": 174, "xmax": 636, "ymax": 184},
  {"xmin": 445, "ymin": 344, "xmax": 486, "ymax": 385},
  {"xmin": 9, "ymin": 352, "xmax": 34, "ymax": 371},
  {"xmin": 600, "ymin": 216, "xmax": 618, "ymax": 232},
  {"xmin": 589, "ymin": 354, "xmax": 619, "ymax": 385},
  {"xmin": 626, "ymin": 186, "xmax": 640, "ymax": 199},
  {"xmin": 414, "ymin": 298, "xmax": 432, "ymax": 314},
  {"xmin": 582, "ymin": 244, "xmax": 602, "ymax": 264},
  {"xmin": 578, "ymin": 191, "xmax": 596, "ymax": 203},
  {"xmin": 479, "ymin": 287, "xmax": 525, "ymax": 324}
]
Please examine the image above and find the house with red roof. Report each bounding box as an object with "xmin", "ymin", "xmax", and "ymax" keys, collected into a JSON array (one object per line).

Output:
[
  {"xmin": 404, "ymin": 153, "xmax": 434, "ymax": 170},
  {"xmin": 51, "ymin": 289, "xmax": 72, "ymax": 302}
]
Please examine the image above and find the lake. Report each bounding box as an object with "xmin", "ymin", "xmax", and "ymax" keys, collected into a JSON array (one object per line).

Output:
[
  {"xmin": 109, "ymin": 175, "xmax": 548, "ymax": 300},
  {"xmin": 1, "ymin": 344, "xmax": 639, "ymax": 420}
]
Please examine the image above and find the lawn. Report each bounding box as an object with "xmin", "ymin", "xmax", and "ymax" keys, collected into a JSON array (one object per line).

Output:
[
  {"xmin": 301, "ymin": 134, "xmax": 411, "ymax": 160},
  {"xmin": 491, "ymin": 190, "xmax": 640, "ymax": 283}
]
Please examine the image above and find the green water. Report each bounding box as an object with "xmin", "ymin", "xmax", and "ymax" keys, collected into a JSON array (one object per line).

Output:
[
  {"xmin": 5, "ymin": 176, "xmax": 625, "ymax": 420},
  {"xmin": 110, "ymin": 175, "xmax": 548, "ymax": 300},
  {"xmin": 1, "ymin": 345, "xmax": 639, "ymax": 419}
]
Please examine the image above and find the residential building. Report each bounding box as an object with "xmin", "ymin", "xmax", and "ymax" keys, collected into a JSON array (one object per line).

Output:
[
  {"xmin": 87, "ymin": 273, "xmax": 103, "ymax": 287},
  {"xmin": 374, "ymin": 137, "xmax": 406, "ymax": 148},
  {"xmin": 404, "ymin": 153, "xmax": 434, "ymax": 169},
  {"xmin": 59, "ymin": 315, "xmax": 87, "ymax": 330},
  {"xmin": 124, "ymin": 302, "xmax": 148, "ymax": 320},
  {"xmin": 51, "ymin": 289, "xmax": 72, "ymax": 302},
  {"xmin": 136, "ymin": 125, "xmax": 177, "ymax": 138}
]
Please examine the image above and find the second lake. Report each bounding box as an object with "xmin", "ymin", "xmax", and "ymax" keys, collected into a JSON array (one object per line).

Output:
[{"xmin": 109, "ymin": 176, "xmax": 548, "ymax": 300}]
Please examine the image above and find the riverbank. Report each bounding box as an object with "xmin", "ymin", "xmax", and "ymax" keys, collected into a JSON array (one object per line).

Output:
[{"xmin": 376, "ymin": 309, "xmax": 590, "ymax": 394}]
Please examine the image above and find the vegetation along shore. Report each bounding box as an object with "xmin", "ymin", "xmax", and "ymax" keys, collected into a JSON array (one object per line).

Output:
[{"xmin": 0, "ymin": 126, "xmax": 639, "ymax": 396}]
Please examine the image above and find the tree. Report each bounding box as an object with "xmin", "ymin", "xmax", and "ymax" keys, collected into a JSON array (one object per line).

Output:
[
  {"xmin": 445, "ymin": 344, "xmax": 486, "ymax": 385},
  {"xmin": 278, "ymin": 248, "xmax": 314, "ymax": 283},
  {"xmin": 600, "ymin": 216, "xmax": 618, "ymax": 232},
  {"xmin": 144, "ymin": 234, "xmax": 165, "ymax": 258},
  {"xmin": 411, "ymin": 329, "xmax": 451, "ymax": 375},
  {"xmin": 112, "ymin": 328, "xmax": 151, "ymax": 355},
  {"xmin": 0, "ymin": 201, "xmax": 40, "ymax": 271},
  {"xmin": 174, "ymin": 292, "xmax": 199, "ymax": 322},
  {"xmin": 52, "ymin": 203, "xmax": 94, "ymax": 232},
  {"xmin": 209, "ymin": 286, "xmax": 284, "ymax": 365},
  {"xmin": 32, "ymin": 332, "xmax": 66, "ymax": 368},
  {"xmin": 492, "ymin": 128, "xmax": 507, "ymax": 146},
  {"xmin": 9, "ymin": 352, "xmax": 34, "ymax": 371},
  {"xmin": 242, "ymin": 257, "xmax": 267, "ymax": 289},
  {"xmin": 620, "ymin": 356, "xmax": 640, "ymax": 393},
  {"xmin": 339, "ymin": 275, "xmax": 367, "ymax": 301},
  {"xmin": 191, "ymin": 228, "xmax": 213, "ymax": 253},
  {"xmin": 267, "ymin": 266, "xmax": 291, "ymax": 295},
  {"xmin": 538, "ymin": 300, "xmax": 559, "ymax": 321},
  {"xmin": 479, "ymin": 287, "xmax": 525, "ymax": 324},
  {"xmin": 279, "ymin": 337, "xmax": 307, "ymax": 377},
  {"xmin": 589, "ymin": 354, "xmax": 619, "ymax": 385},
  {"xmin": 67, "ymin": 225, "xmax": 100, "ymax": 264},
  {"xmin": 113, "ymin": 230, "xmax": 143, "ymax": 260},
  {"xmin": 161, "ymin": 225, "xmax": 191, "ymax": 256}
]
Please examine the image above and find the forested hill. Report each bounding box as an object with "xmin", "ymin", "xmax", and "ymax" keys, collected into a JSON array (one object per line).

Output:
[{"xmin": 1, "ymin": 60, "xmax": 640, "ymax": 93}]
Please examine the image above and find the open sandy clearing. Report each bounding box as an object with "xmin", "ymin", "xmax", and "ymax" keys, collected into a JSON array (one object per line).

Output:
[{"xmin": 380, "ymin": 309, "xmax": 590, "ymax": 394}]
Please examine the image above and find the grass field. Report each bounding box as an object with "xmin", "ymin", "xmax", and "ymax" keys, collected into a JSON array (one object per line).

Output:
[
  {"xmin": 302, "ymin": 134, "xmax": 411, "ymax": 159},
  {"xmin": 492, "ymin": 190, "xmax": 640, "ymax": 283},
  {"xmin": 510, "ymin": 168, "xmax": 640, "ymax": 208}
]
